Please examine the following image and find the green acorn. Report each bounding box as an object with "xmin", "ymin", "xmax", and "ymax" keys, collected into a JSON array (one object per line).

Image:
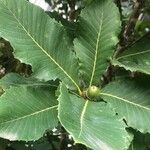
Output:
[{"xmin": 86, "ymin": 85, "xmax": 100, "ymax": 99}]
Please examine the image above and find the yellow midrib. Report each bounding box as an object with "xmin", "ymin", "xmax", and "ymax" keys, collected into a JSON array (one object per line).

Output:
[
  {"xmin": 78, "ymin": 100, "xmax": 89, "ymax": 138},
  {"xmin": 101, "ymin": 92, "xmax": 150, "ymax": 111},
  {"xmin": 1, "ymin": 1, "xmax": 81, "ymax": 93},
  {"xmin": 117, "ymin": 49, "xmax": 150, "ymax": 60},
  {"xmin": 89, "ymin": 8, "xmax": 104, "ymax": 86},
  {"xmin": 0, "ymin": 105, "xmax": 58, "ymax": 125}
]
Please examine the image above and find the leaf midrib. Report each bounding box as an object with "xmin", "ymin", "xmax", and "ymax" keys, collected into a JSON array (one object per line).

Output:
[
  {"xmin": 0, "ymin": 82, "xmax": 57, "ymax": 87},
  {"xmin": 89, "ymin": 6, "xmax": 104, "ymax": 86},
  {"xmin": 0, "ymin": 105, "xmax": 58, "ymax": 125},
  {"xmin": 1, "ymin": 1, "xmax": 80, "ymax": 92},
  {"xmin": 78, "ymin": 100, "xmax": 89, "ymax": 137},
  {"xmin": 101, "ymin": 92, "xmax": 150, "ymax": 111},
  {"xmin": 117, "ymin": 49, "xmax": 150, "ymax": 60}
]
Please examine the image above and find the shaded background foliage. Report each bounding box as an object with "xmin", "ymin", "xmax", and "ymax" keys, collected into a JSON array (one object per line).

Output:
[{"xmin": 0, "ymin": 0, "xmax": 150, "ymax": 149}]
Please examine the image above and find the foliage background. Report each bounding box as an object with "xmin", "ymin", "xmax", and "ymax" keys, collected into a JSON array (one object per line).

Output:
[{"xmin": 0, "ymin": 0, "xmax": 150, "ymax": 150}]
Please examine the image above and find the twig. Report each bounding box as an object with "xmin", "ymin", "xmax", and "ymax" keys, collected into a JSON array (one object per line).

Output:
[
  {"xmin": 123, "ymin": 0, "xmax": 144, "ymax": 39},
  {"xmin": 102, "ymin": 0, "xmax": 145, "ymax": 85},
  {"xmin": 114, "ymin": 0, "xmax": 145, "ymax": 57}
]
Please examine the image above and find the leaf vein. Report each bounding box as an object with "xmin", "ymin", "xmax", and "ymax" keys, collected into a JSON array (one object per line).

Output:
[
  {"xmin": 101, "ymin": 92, "xmax": 150, "ymax": 111},
  {"xmin": 78, "ymin": 101, "xmax": 89, "ymax": 138},
  {"xmin": 117, "ymin": 49, "xmax": 150, "ymax": 60},
  {"xmin": 89, "ymin": 7, "xmax": 104, "ymax": 86},
  {"xmin": 1, "ymin": 1, "xmax": 81, "ymax": 92},
  {"xmin": 0, "ymin": 105, "xmax": 58, "ymax": 125}
]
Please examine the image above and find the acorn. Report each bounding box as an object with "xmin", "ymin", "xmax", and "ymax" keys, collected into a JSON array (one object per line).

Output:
[{"xmin": 86, "ymin": 85, "xmax": 100, "ymax": 99}]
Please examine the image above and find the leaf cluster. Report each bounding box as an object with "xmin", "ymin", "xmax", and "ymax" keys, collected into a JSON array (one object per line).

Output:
[{"xmin": 0, "ymin": 0, "xmax": 149, "ymax": 150}]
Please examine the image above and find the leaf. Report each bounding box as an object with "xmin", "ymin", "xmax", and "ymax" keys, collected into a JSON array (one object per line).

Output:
[
  {"xmin": 101, "ymin": 78, "xmax": 150, "ymax": 133},
  {"xmin": 112, "ymin": 34, "xmax": 150, "ymax": 75},
  {"xmin": 0, "ymin": 74, "xmax": 58, "ymax": 141},
  {"xmin": 46, "ymin": 11, "xmax": 78, "ymax": 43},
  {"xmin": 74, "ymin": 0, "xmax": 121, "ymax": 86},
  {"xmin": 0, "ymin": 73, "xmax": 58, "ymax": 89},
  {"xmin": 58, "ymin": 83, "xmax": 132, "ymax": 150},
  {"xmin": 0, "ymin": 0, "xmax": 80, "ymax": 92}
]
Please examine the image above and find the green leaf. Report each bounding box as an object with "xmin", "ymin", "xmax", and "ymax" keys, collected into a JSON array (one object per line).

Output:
[
  {"xmin": 101, "ymin": 78, "xmax": 150, "ymax": 133},
  {"xmin": 0, "ymin": 0, "xmax": 80, "ymax": 92},
  {"xmin": 0, "ymin": 73, "xmax": 58, "ymax": 89},
  {"xmin": 58, "ymin": 83, "xmax": 132, "ymax": 150},
  {"xmin": 0, "ymin": 74, "xmax": 58, "ymax": 141},
  {"xmin": 74, "ymin": 0, "xmax": 121, "ymax": 86},
  {"xmin": 112, "ymin": 34, "xmax": 150, "ymax": 75}
]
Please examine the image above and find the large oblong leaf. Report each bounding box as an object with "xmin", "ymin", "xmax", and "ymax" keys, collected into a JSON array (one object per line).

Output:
[
  {"xmin": 0, "ymin": 0, "xmax": 80, "ymax": 91},
  {"xmin": 0, "ymin": 73, "xmax": 58, "ymax": 141},
  {"xmin": 101, "ymin": 78, "xmax": 150, "ymax": 133},
  {"xmin": 112, "ymin": 34, "xmax": 150, "ymax": 75},
  {"xmin": 58, "ymin": 83, "xmax": 132, "ymax": 150},
  {"xmin": 74, "ymin": 0, "xmax": 121, "ymax": 86}
]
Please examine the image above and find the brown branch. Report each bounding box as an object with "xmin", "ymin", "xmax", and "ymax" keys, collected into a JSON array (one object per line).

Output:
[
  {"xmin": 114, "ymin": 0, "xmax": 145, "ymax": 57},
  {"xmin": 102, "ymin": 0, "xmax": 145, "ymax": 85},
  {"xmin": 123, "ymin": 0, "xmax": 144, "ymax": 39}
]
